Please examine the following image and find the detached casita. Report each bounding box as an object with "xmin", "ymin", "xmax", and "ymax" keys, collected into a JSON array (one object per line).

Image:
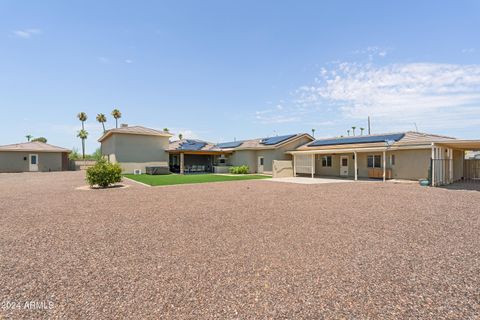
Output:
[{"xmin": 0, "ymin": 142, "xmax": 70, "ymax": 173}]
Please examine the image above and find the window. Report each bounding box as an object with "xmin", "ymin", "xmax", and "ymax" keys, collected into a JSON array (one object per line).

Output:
[
  {"xmin": 390, "ymin": 154, "xmax": 396, "ymax": 166},
  {"xmin": 367, "ymin": 155, "xmax": 381, "ymax": 168},
  {"xmin": 260, "ymin": 157, "xmax": 264, "ymax": 165},
  {"xmin": 341, "ymin": 158, "xmax": 348, "ymax": 167},
  {"xmin": 30, "ymin": 155, "xmax": 37, "ymax": 165},
  {"xmin": 322, "ymin": 156, "xmax": 332, "ymax": 167}
]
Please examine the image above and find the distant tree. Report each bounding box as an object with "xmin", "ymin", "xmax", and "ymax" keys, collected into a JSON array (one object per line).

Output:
[
  {"xmin": 77, "ymin": 112, "xmax": 88, "ymax": 130},
  {"xmin": 77, "ymin": 112, "xmax": 88, "ymax": 159},
  {"xmin": 96, "ymin": 113, "xmax": 107, "ymax": 133},
  {"xmin": 69, "ymin": 147, "xmax": 81, "ymax": 160},
  {"xmin": 351, "ymin": 126, "xmax": 356, "ymax": 136},
  {"xmin": 347, "ymin": 129, "xmax": 350, "ymax": 136},
  {"xmin": 163, "ymin": 128, "xmax": 169, "ymax": 132},
  {"xmin": 178, "ymin": 133, "xmax": 183, "ymax": 140},
  {"xmin": 111, "ymin": 109, "xmax": 122, "ymax": 128},
  {"xmin": 77, "ymin": 129, "xmax": 89, "ymax": 160},
  {"xmin": 32, "ymin": 137, "xmax": 47, "ymax": 143},
  {"xmin": 25, "ymin": 134, "xmax": 32, "ymax": 142},
  {"xmin": 92, "ymin": 148, "xmax": 103, "ymax": 161},
  {"xmin": 311, "ymin": 128, "xmax": 316, "ymax": 138},
  {"xmin": 360, "ymin": 127, "xmax": 365, "ymax": 135}
]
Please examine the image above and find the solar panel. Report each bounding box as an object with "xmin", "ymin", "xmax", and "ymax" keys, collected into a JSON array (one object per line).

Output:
[
  {"xmin": 178, "ymin": 140, "xmax": 207, "ymax": 151},
  {"xmin": 216, "ymin": 141, "xmax": 243, "ymax": 149},
  {"xmin": 260, "ymin": 134, "xmax": 297, "ymax": 145},
  {"xmin": 308, "ymin": 133, "xmax": 405, "ymax": 147}
]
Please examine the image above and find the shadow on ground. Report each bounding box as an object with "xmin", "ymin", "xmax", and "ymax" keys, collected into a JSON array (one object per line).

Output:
[{"xmin": 440, "ymin": 182, "xmax": 480, "ymax": 191}]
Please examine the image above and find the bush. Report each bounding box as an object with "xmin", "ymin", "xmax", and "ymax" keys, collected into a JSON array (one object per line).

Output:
[
  {"xmin": 86, "ymin": 159, "xmax": 122, "ymax": 188},
  {"xmin": 229, "ymin": 165, "xmax": 249, "ymax": 174}
]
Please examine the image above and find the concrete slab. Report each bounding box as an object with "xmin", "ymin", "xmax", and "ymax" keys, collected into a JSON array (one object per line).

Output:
[{"xmin": 265, "ymin": 177, "xmax": 356, "ymax": 184}]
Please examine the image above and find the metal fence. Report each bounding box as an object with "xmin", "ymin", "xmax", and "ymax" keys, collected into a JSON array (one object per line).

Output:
[
  {"xmin": 464, "ymin": 159, "xmax": 480, "ymax": 182},
  {"xmin": 430, "ymin": 159, "xmax": 453, "ymax": 186}
]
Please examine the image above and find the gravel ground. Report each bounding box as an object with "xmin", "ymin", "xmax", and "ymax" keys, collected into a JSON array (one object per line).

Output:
[{"xmin": 0, "ymin": 171, "xmax": 479, "ymax": 319}]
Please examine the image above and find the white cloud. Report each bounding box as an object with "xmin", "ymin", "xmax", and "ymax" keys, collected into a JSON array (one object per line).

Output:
[
  {"xmin": 125, "ymin": 59, "xmax": 133, "ymax": 64},
  {"xmin": 462, "ymin": 48, "xmax": 475, "ymax": 54},
  {"xmin": 295, "ymin": 62, "xmax": 480, "ymax": 131},
  {"xmin": 11, "ymin": 28, "xmax": 41, "ymax": 39},
  {"xmin": 353, "ymin": 46, "xmax": 390, "ymax": 60}
]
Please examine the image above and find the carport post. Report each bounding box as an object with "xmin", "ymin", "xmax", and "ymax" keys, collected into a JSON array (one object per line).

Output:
[
  {"xmin": 311, "ymin": 154, "xmax": 315, "ymax": 178},
  {"xmin": 180, "ymin": 153, "xmax": 185, "ymax": 174},
  {"xmin": 431, "ymin": 144, "xmax": 435, "ymax": 187},
  {"xmin": 293, "ymin": 154, "xmax": 296, "ymax": 177},
  {"xmin": 354, "ymin": 151, "xmax": 358, "ymax": 181},
  {"xmin": 383, "ymin": 150, "xmax": 386, "ymax": 182}
]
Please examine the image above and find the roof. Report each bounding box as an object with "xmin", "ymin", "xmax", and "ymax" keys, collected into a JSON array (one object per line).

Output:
[
  {"xmin": 0, "ymin": 141, "xmax": 70, "ymax": 153},
  {"xmin": 294, "ymin": 131, "xmax": 458, "ymax": 153},
  {"xmin": 167, "ymin": 139, "xmax": 226, "ymax": 153},
  {"xmin": 216, "ymin": 133, "xmax": 313, "ymax": 151},
  {"xmin": 98, "ymin": 126, "xmax": 172, "ymax": 142}
]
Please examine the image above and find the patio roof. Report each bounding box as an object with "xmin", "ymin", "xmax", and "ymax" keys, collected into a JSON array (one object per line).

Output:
[{"xmin": 434, "ymin": 140, "xmax": 480, "ymax": 151}]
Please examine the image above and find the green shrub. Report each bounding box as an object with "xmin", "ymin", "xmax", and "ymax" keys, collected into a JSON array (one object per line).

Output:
[
  {"xmin": 229, "ymin": 165, "xmax": 249, "ymax": 174},
  {"xmin": 86, "ymin": 159, "xmax": 122, "ymax": 188}
]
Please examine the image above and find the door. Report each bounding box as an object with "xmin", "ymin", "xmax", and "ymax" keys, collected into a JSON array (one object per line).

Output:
[
  {"xmin": 258, "ymin": 156, "xmax": 264, "ymax": 173},
  {"xmin": 29, "ymin": 154, "xmax": 39, "ymax": 172},
  {"xmin": 340, "ymin": 156, "xmax": 348, "ymax": 176}
]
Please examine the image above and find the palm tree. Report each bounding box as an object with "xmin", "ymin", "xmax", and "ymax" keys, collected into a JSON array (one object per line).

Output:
[
  {"xmin": 178, "ymin": 133, "xmax": 183, "ymax": 140},
  {"xmin": 111, "ymin": 109, "xmax": 122, "ymax": 128},
  {"xmin": 26, "ymin": 134, "xmax": 32, "ymax": 142},
  {"xmin": 96, "ymin": 113, "xmax": 107, "ymax": 133},
  {"xmin": 32, "ymin": 137, "xmax": 47, "ymax": 143},
  {"xmin": 77, "ymin": 112, "xmax": 87, "ymax": 130},
  {"xmin": 360, "ymin": 127, "xmax": 365, "ymax": 135},
  {"xmin": 311, "ymin": 128, "xmax": 316, "ymax": 138},
  {"xmin": 351, "ymin": 126, "xmax": 356, "ymax": 136},
  {"xmin": 77, "ymin": 129, "xmax": 88, "ymax": 160},
  {"xmin": 347, "ymin": 129, "xmax": 350, "ymax": 136}
]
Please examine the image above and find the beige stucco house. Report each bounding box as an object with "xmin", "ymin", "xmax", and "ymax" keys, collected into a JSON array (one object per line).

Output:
[
  {"xmin": 0, "ymin": 142, "xmax": 70, "ymax": 173},
  {"xmin": 289, "ymin": 131, "xmax": 480, "ymax": 185},
  {"xmin": 167, "ymin": 133, "xmax": 314, "ymax": 174},
  {"xmin": 98, "ymin": 125, "xmax": 172, "ymax": 174}
]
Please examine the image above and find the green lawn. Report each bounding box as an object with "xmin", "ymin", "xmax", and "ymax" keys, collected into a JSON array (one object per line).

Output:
[{"xmin": 124, "ymin": 173, "xmax": 270, "ymax": 186}]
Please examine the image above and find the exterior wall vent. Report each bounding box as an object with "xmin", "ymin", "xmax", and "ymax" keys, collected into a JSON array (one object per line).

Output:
[{"xmin": 133, "ymin": 169, "xmax": 142, "ymax": 175}]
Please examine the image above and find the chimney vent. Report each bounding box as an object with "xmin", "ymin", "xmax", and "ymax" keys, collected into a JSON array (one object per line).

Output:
[{"xmin": 121, "ymin": 123, "xmax": 128, "ymax": 128}]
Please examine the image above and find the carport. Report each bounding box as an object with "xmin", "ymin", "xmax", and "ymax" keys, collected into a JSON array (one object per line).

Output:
[{"xmin": 432, "ymin": 140, "xmax": 480, "ymax": 186}]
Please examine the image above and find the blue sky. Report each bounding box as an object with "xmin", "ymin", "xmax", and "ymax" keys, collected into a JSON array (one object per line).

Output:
[{"xmin": 1, "ymin": 0, "xmax": 479, "ymax": 153}]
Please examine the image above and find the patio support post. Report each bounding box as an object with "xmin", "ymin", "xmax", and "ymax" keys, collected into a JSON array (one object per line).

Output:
[
  {"xmin": 383, "ymin": 150, "xmax": 386, "ymax": 182},
  {"xmin": 180, "ymin": 153, "xmax": 185, "ymax": 174},
  {"xmin": 354, "ymin": 151, "xmax": 358, "ymax": 181},
  {"xmin": 449, "ymin": 148, "xmax": 454, "ymax": 184},
  {"xmin": 431, "ymin": 144, "xmax": 435, "ymax": 187},
  {"xmin": 311, "ymin": 154, "xmax": 315, "ymax": 178},
  {"xmin": 293, "ymin": 154, "xmax": 296, "ymax": 177}
]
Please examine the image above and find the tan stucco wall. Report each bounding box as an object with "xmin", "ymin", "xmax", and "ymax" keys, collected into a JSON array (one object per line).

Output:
[
  {"xmin": 100, "ymin": 133, "xmax": 170, "ymax": 173},
  {"xmin": 313, "ymin": 149, "xmax": 432, "ymax": 180},
  {"xmin": 273, "ymin": 160, "xmax": 294, "ymax": 178},
  {"xmin": 231, "ymin": 136, "xmax": 312, "ymax": 173},
  {"xmin": 0, "ymin": 151, "xmax": 63, "ymax": 173},
  {"xmin": 229, "ymin": 150, "xmax": 257, "ymax": 173}
]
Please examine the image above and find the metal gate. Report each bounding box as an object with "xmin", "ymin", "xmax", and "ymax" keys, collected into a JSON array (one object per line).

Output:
[{"xmin": 464, "ymin": 159, "xmax": 480, "ymax": 182}]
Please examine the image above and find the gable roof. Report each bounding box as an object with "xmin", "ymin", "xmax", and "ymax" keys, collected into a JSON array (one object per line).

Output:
[
  {"xmin": 295, "ymin": 131, "xmax": 457, "ymax": 152},
  {"xmin": 98, "ymin": 126, "xmax": 172, "ymax": 142},
  {"xmin": 0, "ymin": 141, "xmax": 70, "ymax": 153},
  {"xmin": 216, "ymin": 133, "xmax": 313, "ymax": 151}
]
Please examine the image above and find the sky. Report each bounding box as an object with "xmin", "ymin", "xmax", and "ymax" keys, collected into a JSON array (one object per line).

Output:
[{"xmin": 1, "ymin": 0, "xmax": 479, "ymax": 153}]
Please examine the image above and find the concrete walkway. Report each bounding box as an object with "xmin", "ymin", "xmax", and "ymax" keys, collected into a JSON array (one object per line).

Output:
[{"xmin": 266, "ymin": 177, "xmax": 356, "ymax": 184}]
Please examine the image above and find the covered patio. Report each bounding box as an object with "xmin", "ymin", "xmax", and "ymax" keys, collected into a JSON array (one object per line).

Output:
[
  {"xmin": 290, "ymin": 146, "xmax": 398, "ymax": 182},
  {"xmin": 169, "ymin": 150, "xmax": 232, "ymax": 174}
]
